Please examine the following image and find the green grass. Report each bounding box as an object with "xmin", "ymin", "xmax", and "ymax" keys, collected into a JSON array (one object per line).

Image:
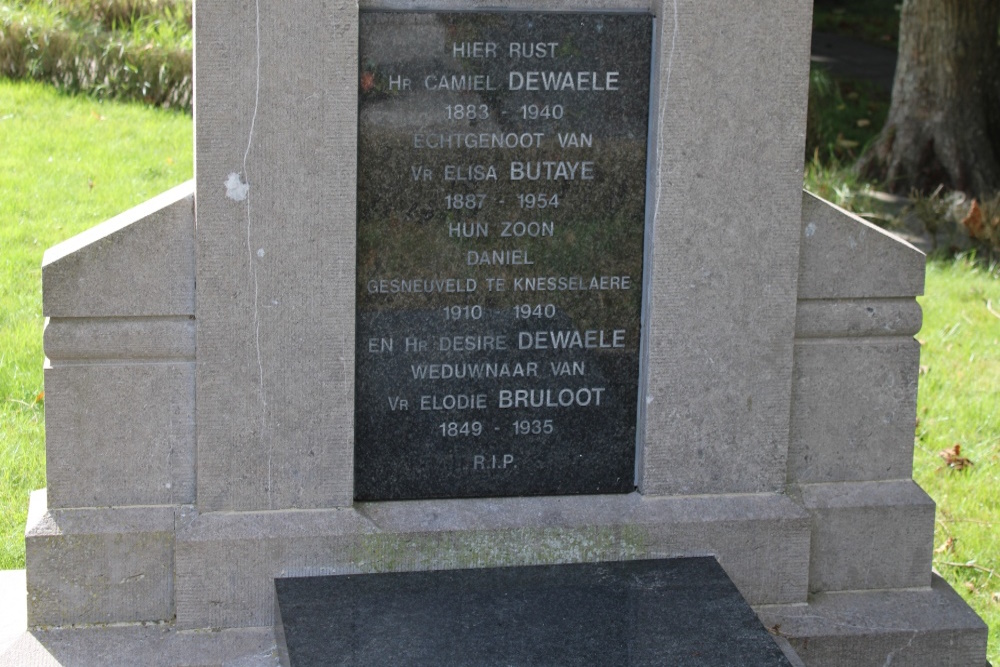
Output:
[
  {"xmin": 28, "ymin": 0, "xmax": 193, "ymax": 33},
  {"xmin": 0, "ymin": 78, "xmax": 192, "ymax": 568},
  {"xmin": 806, "ymin": 65, "xmax": 890, "ymax": 166},
  {"xmin": 803, "ymin": 154, "xmax": 878, "ymax": 212},
  {"xmin": 914, "ymin": 257, "xmax": 1000, "ymax": 663}
]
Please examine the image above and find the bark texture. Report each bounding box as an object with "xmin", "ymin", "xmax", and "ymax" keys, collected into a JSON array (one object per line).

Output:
[{"xmin": 859, "ymin": 0, "xmax": 1000, "ymax": 197}]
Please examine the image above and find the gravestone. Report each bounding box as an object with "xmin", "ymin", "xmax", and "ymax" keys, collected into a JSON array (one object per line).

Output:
[{"xmin": 5, "ymin": 1, "xmax": 990, "ymax": 665}]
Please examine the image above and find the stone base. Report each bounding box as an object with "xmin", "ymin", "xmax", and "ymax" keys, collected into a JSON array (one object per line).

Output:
[
  {"xmin": 18, "ymin": 489, "xmax": 989, "ymax": 665},
  {"xmin": 756, "ymin": 575, "xmax": 990, "ymax": 667},
  {"xmin": 174, "ymin": 492, "xmax": 812, "ymax": 629},
  {"xmin": 800, "ymin": 480, "xmax": 936, "ymax": 592},
  {"xmin": 0, "ymin": 624, "xmax": 278, "ymax": 667},
  {"xmin": 19, "ymin": 483, "xmax": 987, "ymax": 667},
  {"xmin": 24, "ymin": 491, "xmax": 175, "ymax": 627},
  {"xmin": 1, "ymin": 576, "xmax": 987, "ymax": 667},
  {"xmin": 24, "ymin": 489, "xmax": 811, "ymax": 631}
]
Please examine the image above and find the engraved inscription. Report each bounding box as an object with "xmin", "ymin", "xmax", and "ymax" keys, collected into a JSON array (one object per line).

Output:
[{"xmin": 356, "ymin": 11, "xmax": 652, "ymax": 501}]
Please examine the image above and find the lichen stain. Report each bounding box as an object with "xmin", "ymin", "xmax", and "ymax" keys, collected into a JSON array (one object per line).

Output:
[{"xmin": 225, "ymin": 172, "xmax": 249, "ymax": 201}]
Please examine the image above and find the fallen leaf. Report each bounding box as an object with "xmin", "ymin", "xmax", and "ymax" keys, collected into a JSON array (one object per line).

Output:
[
  {"xmin": 360, "ymin": 71, "xmax": 375, "ymax": 92},
  {"xmin": 964, "ymin": 581, "xmax": 976, "ymax": 593},
  {"xmin": 856, "ymin": 118, "xmax": 871, "ymax": 128},
  {"xmin": 961, "ymin": 199, "xmax": 985, "ymax": 239},
  {"xmin": 934, "ymin": 536, "xmax": 955, "ymax": 554},
  {"xmin": 35, "ymin": 391, "xmax": 44, "ymax": 404},
  {"xmin": 939, "ymin": 444, "xmax": 973, "ymax": 470},
  {"xmin": 992, "ymin": 592, "xmax": 1000, "ymax": 604},
  {"xmin": 919, "ymin": 365, "xmax": 930, "ymax": 376},
  {"xmin": 835, "ymin": 134, "xmax": 859, "ymax": 149}
]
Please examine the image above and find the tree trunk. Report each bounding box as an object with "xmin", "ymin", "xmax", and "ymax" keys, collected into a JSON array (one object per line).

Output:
[{"xmin": 859, "ymin": 0, "xmax": 1000, "ymax": 197}]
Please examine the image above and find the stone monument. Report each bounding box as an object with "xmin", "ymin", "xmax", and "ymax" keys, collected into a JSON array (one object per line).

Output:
[{"xmin": 3, "ymin": 0, "xmax": 989, "ymax": 665}]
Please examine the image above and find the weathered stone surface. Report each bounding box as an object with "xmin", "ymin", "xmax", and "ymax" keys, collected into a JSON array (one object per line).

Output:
[
  {"xmin": 795, "ymin": 298, "xmax": 922, "ymax": 339},
  {"xmin": 174, "ymin": 506, "xmax": 377, "ymax": 630},
  {"xmin": 638, "ymin": 0, "xmax": 812, "ymax": 495},
  {"xmin": 788, "ymin": 337, "xmax": 919, "ymax": 483},
  {"xmin": 798, "ymin": 191, "xmax": 925, "ymax": 300},
  {"xmin": 44, "ymin": 317, "xmax": 195, "ymax": 363},
  {"xmin": 42, "ymin": 181, "xmax": 195, "ymax": 318},
  {"xmin": 44, "ymin": 363, "xmax": 195, "ymax": 509},
  {"xmin": 24, "ymin": 491, "xmax": 175, "ymax": 627},
  {"xmin": 194, "ymin": 0, "xmax": 357, "ymax": 512},
  {"xmin": 756, "ymin": 575, "xmax": 989, "ymax": 667},
  {"xmin": 174, "ymin": 493, "xmax": 810, "ymax": 629},
  {"xmin": 1, "ymin": 624, "xmax": 278, "ymax": 667},
  {"xmin": 800, "ymin": 480, "xmax": 934, "ymax": 593}
]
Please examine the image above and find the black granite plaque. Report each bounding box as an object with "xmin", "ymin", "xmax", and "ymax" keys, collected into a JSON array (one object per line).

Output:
[
  {"xmin": 274, "ymin": 558, "xmax": 797, "ymax": 666},
  {"xmin": 355, "ymin": 12, "xmax": 652, "ymax": 500}
]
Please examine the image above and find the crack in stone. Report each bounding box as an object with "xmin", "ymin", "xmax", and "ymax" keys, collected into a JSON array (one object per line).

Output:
[
  {"xmin": 240, "ymin": 0, "xmax": 269, "ymax": 507},
  {"xmin": 882, "ymin": 629, "xmax": 918, "ymax": 666}
]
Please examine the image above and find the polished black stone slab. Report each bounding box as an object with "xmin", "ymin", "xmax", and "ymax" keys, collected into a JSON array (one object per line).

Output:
[
  {"xmin": 274, "ymin": 558, "xmax": 796, "ymax": 667},
  {"xmin": 355, "ymin": 11, "xmax": 653, "ymax": 501}
]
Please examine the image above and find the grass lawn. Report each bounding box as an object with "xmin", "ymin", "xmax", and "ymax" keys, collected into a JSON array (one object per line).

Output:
[
  {"xmin": 0, "ymin": 78, "xmax": 193, "ymax": 567},
  {"xmin": 915, "ymin": 258, "xmax": 1000, "ymax": 662}
]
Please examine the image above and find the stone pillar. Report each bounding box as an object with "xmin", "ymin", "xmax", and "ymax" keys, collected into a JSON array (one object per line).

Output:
[{"xmin": 194, "ymin": 0, "xmax": 359, "ymax": 511}]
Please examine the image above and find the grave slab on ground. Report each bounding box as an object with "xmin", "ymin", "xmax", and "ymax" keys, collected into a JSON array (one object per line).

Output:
[{"xmin": 275, "ymin": 558, "xmax": 802, "ymax": 666}]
